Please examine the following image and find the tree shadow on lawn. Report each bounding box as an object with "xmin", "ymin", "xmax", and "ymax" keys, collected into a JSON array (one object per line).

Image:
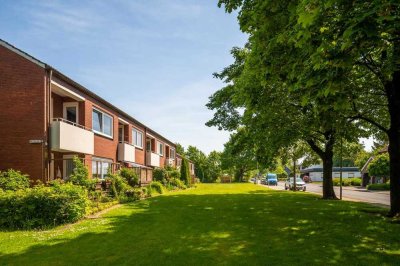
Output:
[{"xmin": 0, "ymin": 189, "xmax": 399, "ymax": 266}]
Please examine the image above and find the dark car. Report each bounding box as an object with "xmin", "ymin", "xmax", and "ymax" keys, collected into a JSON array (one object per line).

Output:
[{"xmin": 266, "ymin": 173, "xmax": 278, "ymax": 186}]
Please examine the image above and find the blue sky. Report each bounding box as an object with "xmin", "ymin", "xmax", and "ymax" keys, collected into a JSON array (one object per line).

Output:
[{"xmin": 0, "ymin": 0, "xmax": 246, "ymax": 154}]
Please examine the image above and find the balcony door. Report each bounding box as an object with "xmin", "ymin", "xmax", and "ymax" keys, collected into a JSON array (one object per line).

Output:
[
  {"xmin": 118, "ymin": 125, "xmax": 124, "ymax": 142},
  {"xmin": 63, "ymin": 102, "xmax": 79, "ymax": 124}
]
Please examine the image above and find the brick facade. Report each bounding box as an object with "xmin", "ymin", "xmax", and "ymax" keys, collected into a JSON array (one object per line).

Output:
[{"xmin": 0, "ymin": 39, "xmax": 181, "ymax": 183}]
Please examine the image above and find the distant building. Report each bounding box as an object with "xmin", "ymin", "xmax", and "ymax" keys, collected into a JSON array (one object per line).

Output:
[{"xmin": 299, "ymin": 164, "xmax": 361, "ymax": 182}]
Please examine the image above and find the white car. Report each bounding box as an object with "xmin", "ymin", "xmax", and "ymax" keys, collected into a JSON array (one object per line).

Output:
[{"xmin": 284, "ymin": 177, "xmax": 306, "ymax": 191}]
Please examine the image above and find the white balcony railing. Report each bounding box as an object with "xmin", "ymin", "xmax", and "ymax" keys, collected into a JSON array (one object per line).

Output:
[
  {"xmin": 146, "ymin": 152, "xmax": 160, "ymax": 167},
  {"xmin": 118, "ymin": 142, "xmax": 136, "ymax": 163},
  {"xmin": 50, "ymin": 118, "xmax": 94, "ymax": 154}
]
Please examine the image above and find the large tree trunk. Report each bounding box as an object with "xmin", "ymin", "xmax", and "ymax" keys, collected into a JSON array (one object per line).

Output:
[
  {"xmin": 386, "ymin": 69, "xmax": 400, "ymax": 217},
  {"xmin": 321, "ymin": 147, "xmax": 337, "ymax": 199},
  {"xmin": 307, "ymin": 132, "xmax": 337, "ymax": 199}
]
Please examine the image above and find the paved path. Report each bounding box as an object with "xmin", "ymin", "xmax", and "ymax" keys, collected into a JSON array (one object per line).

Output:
[{"xmin": 262, "ymin": 182, "xmax": 390, "ymax": 208}]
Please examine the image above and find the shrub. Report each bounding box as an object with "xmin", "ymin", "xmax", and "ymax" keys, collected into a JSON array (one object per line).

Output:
[
  {"xmin": 367, "ymin": 183, "xmax": 390, "ymax": 191},
  {"xmin": 169, "ymin": 178, "xmax": 186, "ymax": 189},
  {"xmin": 0, "ymin": 183, "xmax": 88, "ymax": 229},
  {"xmin": 68, "ymin": 157, "xmax": 97, "ymax": 191},
  {"xmin": 332, "ymin": 177, "xmax": 362, "ymax": 186},
  {"xmin": 277, "ymin": 172, "xmax": 288, "ymax": 181},
  {"xmin": 153, "ymin": 168, "xmax": 167, "ymax": 182},
  {"xmin": 180, "ymin": 158, "xmax": 191, "ymax": 186},
  {"xmin": 149, "ymin": 181, "xmax": 164, "ymax": 194},
  {"xmin": 123, "ymin": 188, "xmax": 144, "ymax": 202},
  {"xmin": 107, "ymin": 173, "xmax": 133, "ymax": 199},
  {"xmin": 0, "ymin": 169, "xmax": 30, "ymax": 191},
  {"xmin": 168, "ymin": 168, "xmax": 181, "ymax": 180},
  {"xmin": 350, "ymin": 178, "xmax": 362, "ymax": 186},
  {"xmin": 120, "ymin": 168, "xmax": 139, "ymax": 187}
]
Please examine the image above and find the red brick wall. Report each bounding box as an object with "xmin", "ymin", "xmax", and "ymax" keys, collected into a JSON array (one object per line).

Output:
[{"xmin": 0, "ymin": 45, "xmax": 46, "ymax": 182}]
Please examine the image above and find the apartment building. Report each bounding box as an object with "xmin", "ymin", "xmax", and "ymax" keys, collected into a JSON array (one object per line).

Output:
[{"xmin": 0, "ymin": 39, "xmax": 177, "ymax": 184}]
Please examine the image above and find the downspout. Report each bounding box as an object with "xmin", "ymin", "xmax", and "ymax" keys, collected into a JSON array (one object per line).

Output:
[
  {"xmin": 44, "ymin": 68, "xmax": 53, "ymax": 182},
  {"xmin": 144, "ymin": 127, "xmax": 147, "ymax": 166}
]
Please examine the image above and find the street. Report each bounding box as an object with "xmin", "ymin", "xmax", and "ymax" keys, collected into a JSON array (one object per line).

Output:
[{"xmin": 262, "ymin": 182, "xmax": 390, "ymax": 208}]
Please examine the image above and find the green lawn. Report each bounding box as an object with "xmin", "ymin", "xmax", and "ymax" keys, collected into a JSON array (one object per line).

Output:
[{"xmin": 0, "ymin": 183, "xmax": 399, "ymax": 265}]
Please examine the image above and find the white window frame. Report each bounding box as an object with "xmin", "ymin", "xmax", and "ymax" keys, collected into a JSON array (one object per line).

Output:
[
  {"xmin": 63, "ymin": 102, "xmax": 79, "ymax": 124},
  {"xmin": 92, "ymin": 157, "xmax": 113, "ymax": 180},
  {"xmin": 158, "ymin": 141, "xmax": 164, "ymax": 156},
  {"xmin": 132, "ymin": 128, "xmax": 143, "ymax": 149},
  {"xmin": 92, "ymin": 107, "xmax": 113, "ymax": 138}
]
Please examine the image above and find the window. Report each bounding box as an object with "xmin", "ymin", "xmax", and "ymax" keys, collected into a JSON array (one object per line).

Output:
[
  {"xmin": 170, "ymin": 148, "xmax": 175, "ymax": 159},
  {"xmin": 92, "ymin": 108, "xmax": 113, "ymax": 138},
  {"xmin": 158, "ymin": 142, "xmax": 164, "ymax": 156},
  {"xmin": 64, "ymin": 158, "xmax": 75, "ymax": 180},
  {"xmin": 63, "ymin": 102, "xmax": 78, "ymax": 123},
  {"xmin": 92, "ymin": 157, "xmax": 113, "ymax": 180},
  {"xmin": 146, "ymin": 140, "xmax": 151, "ymax": 151},
  {"xmin": 132, "ymin": 128, "xmax": 143, "ymax": 148}
]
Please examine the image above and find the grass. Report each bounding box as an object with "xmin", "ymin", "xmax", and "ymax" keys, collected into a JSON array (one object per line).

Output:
[{"xmin": 0, "ymin": 183, "xmax": 399, "ymax": 265}]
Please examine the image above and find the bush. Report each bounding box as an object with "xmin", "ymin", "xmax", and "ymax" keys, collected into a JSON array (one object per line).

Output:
[
  {"xmin": 169, "ymin": 178, "xmax": 186, "ymax": 189},
  {"xmin": 122, "ymin": 188, "xmax": 144, "ymax": 202},
  {"xmin": 149, "ymin": 181, "xmax": 164, "ymax": 194},
  {"xmin": 332, "ymin": 178, "xmax": 362, "ymax": 186},
  {"xmin": 367, "ymin": 183, "xmax": 390, "ymax": 191},
  {"xmin": 277, "ymin": 172, "xmax": 288, "ymax": 181},
  {"xmin": 120, "ymin": 168, "xmax": 139, "ymax": 187},
  {"xmin": 153, "ymin": 168, "xmax": 167, "ymax": 182},
  {"xmin": 0, "ymin": 183, "xmax": 88, "ymax": 229},
  {"xmin": 350, "ymin": 178, "xmax": 362, "ymax": 186},
  {"xmin": 180, "ymin": 158, "xmax": 191, "ymax": 186},
  {"xmin": 0, "ymin": 169, "xmax": 30, "ymax": 191},
  {"xmin": 68, "ymin": 157, "xmax": 97, "ymax": 191},
  {"xmin": 107, "ymin": 173, "xmax": 133, "ymax": 199}
]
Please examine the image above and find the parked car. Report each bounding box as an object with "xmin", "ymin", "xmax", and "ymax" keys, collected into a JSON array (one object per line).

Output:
[
  {"xmin": 266, "ymin": 173, "xmax": 278, "ymax": 186},
  {"xmin": 285, "ymin": 177, "xmax": 306, "ymax": 191}
]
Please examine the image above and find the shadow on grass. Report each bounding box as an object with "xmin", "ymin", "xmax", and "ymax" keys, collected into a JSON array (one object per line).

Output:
[{"xmin": 0, "ymin": 186, "xmax": 399, "ymax": 265}]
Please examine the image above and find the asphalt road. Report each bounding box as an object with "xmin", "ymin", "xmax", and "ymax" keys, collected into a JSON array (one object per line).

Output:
[{"xmin": 262, "ymin": 181, "xmax": 390, "ymax": 207}]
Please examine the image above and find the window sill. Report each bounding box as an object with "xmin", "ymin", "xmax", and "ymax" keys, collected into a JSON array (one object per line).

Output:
[{"xmin": 93, "ymin": 130, "xmax": 113, "ymax": 140}]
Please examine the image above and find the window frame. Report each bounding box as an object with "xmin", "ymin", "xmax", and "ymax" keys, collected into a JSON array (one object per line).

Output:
[
  {"xmin": 92, "ymin": 107, "xmax": 113, "ymax": 138},
  {"xmin": 170, "ymin": 148, "xmax": 175, "ymax": 159},
  {"xmin": 132, "ymin": 128, "xmax": 143, "ymax": 149},
  {"xmin": 92, "ymin": 157, "xmax": 113, "ymax": 180},
  {"xmin": 63, "ymin": 102, "xmax": 79, "ymax": 124},
  {"xmin": 158, "ymin": 141, "xmax": 164, "ymax": 156}
]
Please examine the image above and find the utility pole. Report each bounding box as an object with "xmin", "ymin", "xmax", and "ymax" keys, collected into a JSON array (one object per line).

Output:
[{"xmin": 293, "ymin": 157, "xmax": 296, "ymax": 191}]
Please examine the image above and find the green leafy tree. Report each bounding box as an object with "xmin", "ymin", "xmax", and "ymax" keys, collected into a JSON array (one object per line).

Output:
[
  {"xmin": 368, "ymin": 154, "xmax": 390, "ymax": 180},
  {"xmin": 180, "ymin": 157, "xmax": 191, "ymax": 186},
  {"xmin": 175, "ymin": 143, "xmax": 185, "ymax": 155},
  {"xmin": 205, "ymin": 151, "xmax": 222, "ymax": 182},
  {"xmin": 185, "ymin": 146, "xmax": 208, "ymax": 181},
  {"xmin": 220, "ymin": 129, "xmax": 258, "ymax": 182}
]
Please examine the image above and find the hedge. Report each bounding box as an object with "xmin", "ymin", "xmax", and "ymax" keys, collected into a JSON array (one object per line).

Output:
[
  {"xmin": 332, "ymin": 178, "xmax": 361, "ymax": 186},
  {"xmin": 367, "ymin": 183, "xmax": 390, "ymax": 191},
  {"xmin": 0, "ymin": 183, "xmax": 88, "ymax": 229}
]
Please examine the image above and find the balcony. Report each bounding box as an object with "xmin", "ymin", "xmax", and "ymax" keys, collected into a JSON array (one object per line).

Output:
[
  {"xmin": 50, "ymin": 118, "xmax": 94, "ymax": 154},
  {"xmin": 146, "ymin": 152, "xmax": 160, "ymax": 167},
  {"xmin": 118, "ymin": 142, "xmax": 136, "ymax": 163},
  {"xmin": 165, "ymin": 158, "xmax": 174, "ymax": 166}
]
